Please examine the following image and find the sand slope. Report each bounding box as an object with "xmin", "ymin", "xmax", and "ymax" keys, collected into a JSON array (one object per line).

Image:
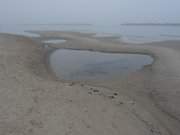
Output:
[{"xmin": 0, "ymin": 32, "xmax": 180, "ymax": 135}]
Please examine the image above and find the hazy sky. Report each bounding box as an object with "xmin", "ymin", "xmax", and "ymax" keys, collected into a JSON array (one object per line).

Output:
[{"xmin": 0, "ymin": 0, "xmax": 180, "ymax": 24}]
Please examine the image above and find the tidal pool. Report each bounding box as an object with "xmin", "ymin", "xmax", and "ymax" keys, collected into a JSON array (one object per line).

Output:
[
  {"xmin": 49, "ymin": 49, "xmax": 153, "ymax": 81},
  {"xmin": 94, "ymin": 33, "xmax": 116, "ymax": 38},
  {"xmin": 43, "ymin": 39, "xmax": 66, "ymax": 44}
]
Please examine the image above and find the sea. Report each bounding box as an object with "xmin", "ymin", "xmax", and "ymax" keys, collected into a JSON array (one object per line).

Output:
[{"xmin": 0, "ymin": 24, "xmax": 180, "ymax": 43}]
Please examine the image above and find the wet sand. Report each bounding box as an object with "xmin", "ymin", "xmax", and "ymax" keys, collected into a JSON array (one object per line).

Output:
[{"xmin": 0, "ymin": 32, "xmax": 180, "ymax": 135}]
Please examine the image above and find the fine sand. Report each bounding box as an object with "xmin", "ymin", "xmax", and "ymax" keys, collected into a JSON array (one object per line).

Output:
[{"xmin": 0, "ymin": 31, "xmax": 180, "ymax": 135}]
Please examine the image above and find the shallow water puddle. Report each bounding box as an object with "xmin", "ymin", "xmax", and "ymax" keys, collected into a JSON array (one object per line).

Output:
[
  {"xmin": 23, "ymin": 31, "xmax": 40, "ymax": 37},
  {"xmin": 43, "ymin": 39, "xmax": 66, "ymax": 44},
  {"xmin": 94, "ymin": 33, "xmax": 115, "ymax": 38},
  {"xmin": 49, "ymin": 49, "xmax": 153, "ymax": 81}
]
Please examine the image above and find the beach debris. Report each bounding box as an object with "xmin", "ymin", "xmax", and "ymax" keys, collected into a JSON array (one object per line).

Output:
[
  {"xmin": 88, "ymin": 91, "xmax": 93, "ymax": 95},
  {"xmin": 113, "ymin": 92, "xmax": 118, "ymax": 96},
  {"xmin": 108, "ymin": 95, "xmax": 115, "ymax": 99},
  {"xmin": 93, "ymin": 89, "xmax": 99, "ymax": 93},
  {"xmin": 29, "ymin": 119, "xmax": 44, "ymax": 128},
  {"xmin": 68, "ymin": 99, "xmax": 73, "ymax": 103},
  {"xmin": 69, "ymin": 82, "xmax": 75, "ymax": 86},
  {"xmin": 83, "ymin": 107, "xmax": 88, "ymax": 112},
  {"xmin": 119, "ymin": 101, "xmax": 124, "ymax": 105}
]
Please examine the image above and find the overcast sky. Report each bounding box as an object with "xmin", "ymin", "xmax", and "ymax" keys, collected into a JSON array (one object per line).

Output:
[{"xmin": 0, "ymin": 0, "xmax": 180, "ymax": 24}]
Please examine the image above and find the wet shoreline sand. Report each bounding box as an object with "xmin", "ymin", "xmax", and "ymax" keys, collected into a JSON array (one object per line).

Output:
[{"xmin": 0, "ymin": 31, "xmax": 180, "ymax": 135}]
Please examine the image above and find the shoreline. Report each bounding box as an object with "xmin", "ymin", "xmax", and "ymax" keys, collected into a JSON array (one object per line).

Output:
[{"xmin": 0, "ymin": 32, "xmax": 180, "ymax": 135}]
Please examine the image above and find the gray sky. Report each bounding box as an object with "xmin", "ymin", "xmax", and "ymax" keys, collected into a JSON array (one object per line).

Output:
[{"xmin": 0, "ymin": 0, "xmax": 180, "ymax": 24}]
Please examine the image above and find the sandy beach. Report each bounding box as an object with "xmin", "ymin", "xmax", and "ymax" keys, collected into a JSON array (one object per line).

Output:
[{"xmin": 0, "ymin": 31, "xmax": 180, "ymax": 135}]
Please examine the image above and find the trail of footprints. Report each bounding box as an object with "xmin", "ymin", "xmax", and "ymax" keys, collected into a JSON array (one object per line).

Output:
[
  {"xmin": 67, "ymin": 82, "xmax": 163, "ymax": 135},
  {"xmin": 68, "ymin": 82, "xmax": 136, "ymax": 106},
  {"xmin": 88, "ymin": 87, "xmax": 120, "ymax": 100}
]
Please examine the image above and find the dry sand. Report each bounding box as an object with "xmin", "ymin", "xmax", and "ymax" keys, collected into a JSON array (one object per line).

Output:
[{"xmin": 0, "ymin": 31, "xmax": 180, "ymax": 135}]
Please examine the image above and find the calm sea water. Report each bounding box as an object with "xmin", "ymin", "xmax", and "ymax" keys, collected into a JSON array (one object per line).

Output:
[{"xmin": 1, "ymin": 24, "xmax": 180, "ymax": 43}]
